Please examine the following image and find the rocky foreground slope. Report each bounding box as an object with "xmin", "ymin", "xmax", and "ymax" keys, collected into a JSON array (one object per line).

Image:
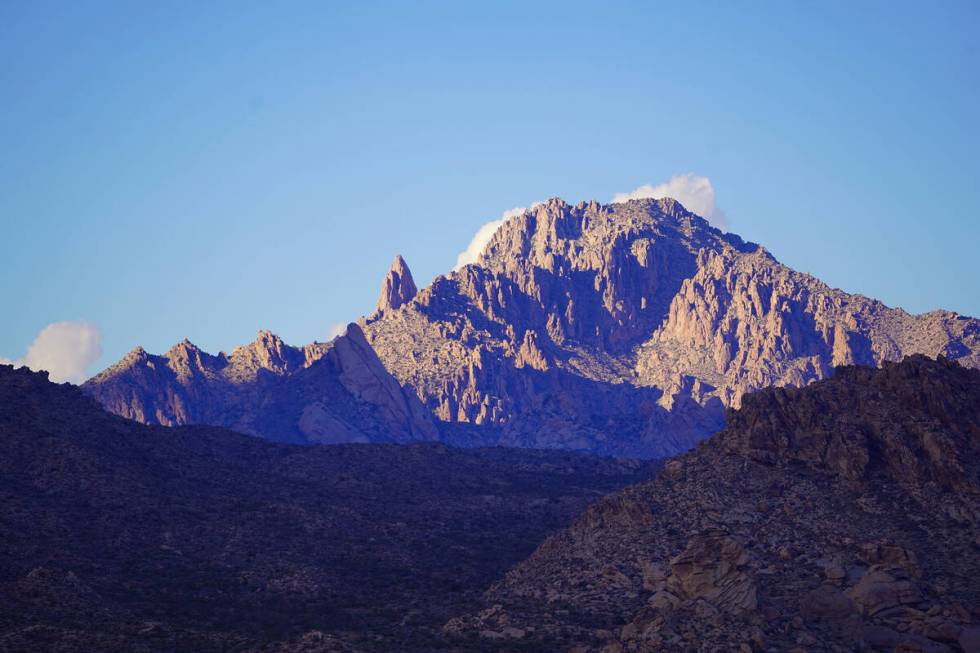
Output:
[
  {"xmin": 0, "ymin": 364, "xmax": 656, "ymax": 652},
  {"xmin": 85, "ymin": 197, "xmax": 980, "ymax": 456},
  {"xmin": 445, "ymin": 355, "xmax": 980, "ymax": 652}
]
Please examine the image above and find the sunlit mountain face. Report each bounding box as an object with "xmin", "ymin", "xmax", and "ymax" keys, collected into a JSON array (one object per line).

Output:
[{"xmin": 86, "ymin": 198, "xmax": 979, "ymax": 457}]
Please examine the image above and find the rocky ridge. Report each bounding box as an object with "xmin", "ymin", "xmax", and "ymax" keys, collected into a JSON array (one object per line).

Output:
[
  {"xmin": 445, "ymin": 355, "xmax": 980, "ymax": 652},
  {"xmin": 85, "ymin": 197, "xmax": 980, "ymax": 457},
  {"xmin": 361, "ymin": 198, "xmax": 979, "ymax": 457},
  {"xmin": 83, "ymin": 324, "xmax": 436, "ymax": 445}
]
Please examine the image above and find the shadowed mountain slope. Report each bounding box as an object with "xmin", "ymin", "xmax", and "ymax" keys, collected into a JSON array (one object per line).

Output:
[
  {"xmin": 0, "ymin": 364, "xmax": 657, "ymax": 652},
  {"xmin": 446, "ymin": 355, "xmax": 980, "ymax": 652},
  {"xmin": 82, "ymin": 323, "xmax": 437, "ymax": 445}
]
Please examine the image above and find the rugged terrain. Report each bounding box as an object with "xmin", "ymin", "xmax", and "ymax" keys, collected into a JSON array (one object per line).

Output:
[
  {"xmin": 0, "ymin": 364, "xmax": 657, "ymax": 653},
  {"xmin": 446, "ymin": 355, "xmax": 980, "ymax": 652},
  {"xmin": 85, "ymin": 197, "xmax": 980, "ymax": 457},
  {"xmin": 362, "ymin": 198, "xmax": 980, "ymax": 457},
  {"xmin": 83, "ymin": 324, "xmax": 437, "ymax": 445}
]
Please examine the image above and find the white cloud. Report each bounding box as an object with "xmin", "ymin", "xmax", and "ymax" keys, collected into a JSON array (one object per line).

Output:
[
  {"xmin": 1, "ymin": 321, "xmax": 103, "ymax": 384},
  {"xmin": 454, "ymin": 203, "xmax": 543, "ymax": 270},
  {"xmin": 326, "ymin": 322, "xmax": 348, "ymax": 341},
  {"xmin": 612, "ymin": 173, "xmax": 728, "ymax": 229}
]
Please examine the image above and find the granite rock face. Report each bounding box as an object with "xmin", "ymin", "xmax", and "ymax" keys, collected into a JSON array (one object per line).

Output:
[
  {"xmin": 375, "ymin": 254, "xmax": 418, "ymax": 314},
  {"xmin": 445, "ymin": 355, "xmax": 980, "ymax": 651},
  {"xmin": 83, "ymin": 324, "xmax": 437, "ymax": 444},
  {"xmin": 362, "ymin": 197, "xmax": 979, "ymax": 456},
  {"xmin": 85, "ymin": 197, "xmax": 980, "ymax": 456}
]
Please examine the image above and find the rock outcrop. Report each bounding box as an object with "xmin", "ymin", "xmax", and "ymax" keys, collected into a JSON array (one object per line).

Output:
[
  {"xmin": 375, "ymin": 254, "xmax": 418, "ymax": 314},
  {"xmin": 361, "ymin": 197, "xmax": 980, "ymax": 456},
  {"xmin": 445, "ymin": 356, "xmax": 980, "ymax": 651},
  {"xmin": 666, "ymin": 530, "xmax": 758, "ymax": 614},
  {"xmin": 725, "ymin": 358, "xmax": 980, "ymax": 491},
  {"xmin": 82, "ymin": 324, "xmax": 437, "ymax": 444}
]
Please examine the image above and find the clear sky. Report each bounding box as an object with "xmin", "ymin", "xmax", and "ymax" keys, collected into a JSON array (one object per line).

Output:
[{"xmin": 2, "ymin": 1, "xmax": 978, "ymax": 380}]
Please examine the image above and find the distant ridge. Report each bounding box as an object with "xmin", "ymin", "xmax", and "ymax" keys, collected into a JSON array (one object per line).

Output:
[{"xmin": 83, "ymin": 323, "xmax": 437, "ymax": 444}]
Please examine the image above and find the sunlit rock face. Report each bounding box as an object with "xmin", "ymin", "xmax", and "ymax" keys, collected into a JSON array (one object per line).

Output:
[
  {"xmin": 362, "ymin": 197, "xmax": 979, "ymax": 456},
  {"xmin": 85, "ymin": 196, "xmax": 979, "ymax": 456},
  {"xmin": 375, "ymin": 254, "xmax": 418, "ymax": 314}
]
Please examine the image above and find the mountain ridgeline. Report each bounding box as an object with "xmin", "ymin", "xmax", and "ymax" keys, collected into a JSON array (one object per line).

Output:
[{"xmin": 83, "ymin": 197, "xmax": 980, "ymax": 456}]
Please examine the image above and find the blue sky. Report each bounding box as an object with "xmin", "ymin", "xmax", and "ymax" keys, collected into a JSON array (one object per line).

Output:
[{"xmin": 2, "ymin": 1, "xmax": 978, "ymax": 380}]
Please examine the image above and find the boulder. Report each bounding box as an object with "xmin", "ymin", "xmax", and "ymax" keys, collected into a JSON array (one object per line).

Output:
[
  {"xmin": 848, "ymin": 569, "xmax": 921, "ymax": 616},
  {"xmin": 667, "ymin": 530, "xmax": 757, "ymax": 613}
]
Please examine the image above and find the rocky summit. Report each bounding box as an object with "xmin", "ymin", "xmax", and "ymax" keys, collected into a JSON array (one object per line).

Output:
[
  {"xmin": 363, "ymin": 198, "xmax": 979, "ymax": 456},
  {"xmin": 85, "ymin": 197, "xmax": 980, "ymax": 456},
  {"xmin": 445, "ymin": 355, "xmax": 980, "ymax": 652}
]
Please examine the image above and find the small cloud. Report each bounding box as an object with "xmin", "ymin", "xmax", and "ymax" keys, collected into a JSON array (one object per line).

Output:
[
  {"xmin": 454, "ymin": 202, "xmax": 543, "ymax": 270},
  {"xmin": 326, "ymin": 322, "xmax": 348, "ymax": 341},
  {"xmin": 612, "ymin": 173, "xmax": 728, "ymax": 229},
  {"xmin": 2, "ymin": 321, "xmax": 103, "ymax": 384}
]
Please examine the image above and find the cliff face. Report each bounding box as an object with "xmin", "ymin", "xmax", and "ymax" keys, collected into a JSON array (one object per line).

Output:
[
  {"xmin": 445, "ymin": 356, "xmax": 980, "ymax": 652},
  {"xmin": 82, "ymin": 324, "xmax": 437, "ymax": 444},
  {"xmin": 361, "ymin": 197, "xmax": 979, "ymax": 456},
  {"xmin": 84, "ymin": 197, "xmax": 979, "ymax": 456}
]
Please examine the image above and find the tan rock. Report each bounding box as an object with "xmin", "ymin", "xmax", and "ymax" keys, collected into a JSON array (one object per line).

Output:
[
  {"xmin": 959, "ymin": 626, "xmax": 980, "ymax": 653},
  {"xmin": 375, "ymin": 254, "xmax": 418, "ymax": 314},
  {"xmin": 648, "ymin": 589, "xmax": 681, "ymax": 611},
  {"xmin": 667, "ymin": 530, "xmax": 757, "ymax": 613},
  {"xmin": 638, "ymin": 559, "xmax": 667, "ymax": 591},
  {"xmin": 847, "ymin": 569, "xmax": 921, "ymax": 615},
  {"xmin": 860, "ymin": 542, "xmax": 921, "ymax": 577},
  {"xmin": 801, "ymin": 585, "xmax": 857, "ymax": 622}
]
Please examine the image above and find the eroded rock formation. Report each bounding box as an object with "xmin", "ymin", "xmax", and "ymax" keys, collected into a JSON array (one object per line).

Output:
[
  {"xmin": 362, "ymin": 198, "xmax": 979, "ymax": 456},
  {"xmin": 375, "ymin": 254, "xmax": 418, "ymax": 314},
  {"xmin": 85, "ymin": 197, "xmax": 980, "ymax": 455}
]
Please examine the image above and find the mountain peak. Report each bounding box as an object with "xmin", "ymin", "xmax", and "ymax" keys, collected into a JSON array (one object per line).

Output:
[
  {"xmin": 167, "ymin": 338, "xmax": 200, "ymax": 356},
  {"xmin": 124, "ymin": 345, "xmax": 148, "ymax": 360},
  {"xmin": 213, "ymin": 329, "xmax": 312, "ymax": 378},
  {"xmin": 376, "ymin": 254, "xmax": 418, "ymax": 314},
  {"xmin": 253, "ymin": 329, "xmax": 283, "ymax": 348},
  {"xmin": 249, "ymin": 329, "xmax": 291, "ymax": 366}
]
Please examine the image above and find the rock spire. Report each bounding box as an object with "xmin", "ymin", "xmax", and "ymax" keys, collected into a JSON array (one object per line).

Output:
[{"xmin": 375, "ymin": 255, "xmax": 418, "ymax": 314}]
